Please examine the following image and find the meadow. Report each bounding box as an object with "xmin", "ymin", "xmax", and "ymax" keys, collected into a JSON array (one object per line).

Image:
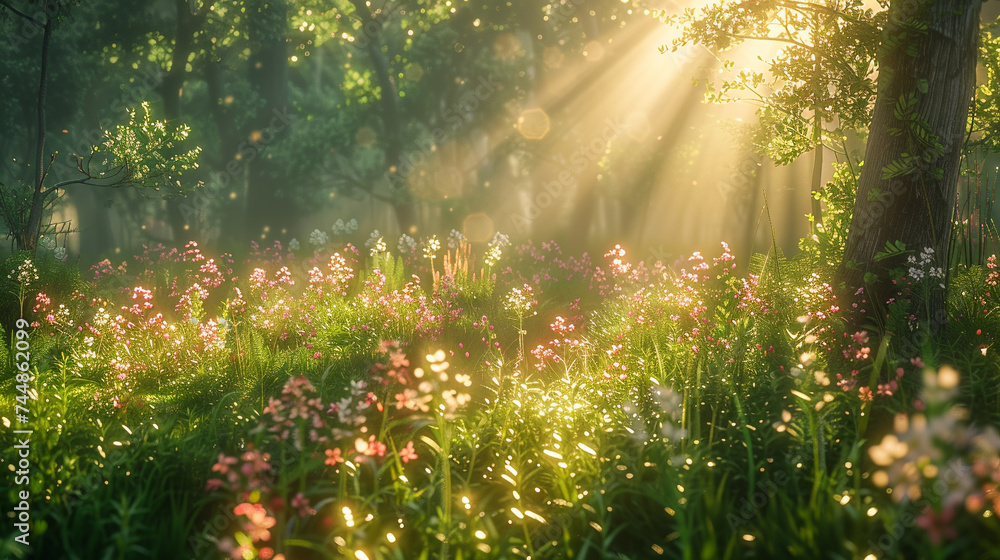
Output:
[{"xmin": 0, "ymin": 226, "xmax": 998, "ymax": 560}]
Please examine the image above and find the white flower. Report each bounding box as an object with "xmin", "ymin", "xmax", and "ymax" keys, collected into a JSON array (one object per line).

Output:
[
  {"xmin": 345, "ymin": 218, "xmax": 358, "ymax": 233},
  {"xmin": 908, "ymin": 267, "xmax": 925, "ymax": 281},
  {"xmin": 490, "ymin": 231, "xmax": 510, "ymax": 249},
  {"xmin": 332, "ymin": 219, "xmax": 345, "ymax": 234},
  {"xmin": 423, "ymin": 236, "xmax": 441, "ymax": 259},
  {"xmin": 369, "ymin": 237, "xmax": 387, "ymax": 257},
  {"xmin": 447, "ymin": 229, "xmax": 464, "ymax": 249},
  {"xmin": 309, "ymin": 229, "xmax": 329, "ymax": 246},
  {"xmin": 364, "ymin": 230, "xmax": 382, "ymax": 248},
  {"xmin": 484, "ymin": 232, "xmax": 510, "ymax": 267},
  {"xmin": 9, "ymin": 259, "xmax": 39, "ymax": 286},
  {"xmin": 398, "ymin": 234, "xmax": 416, "ymax": 253},
  {"xmin": 288, "ymin": 238, "xmax": 300, "ymax": 251}
]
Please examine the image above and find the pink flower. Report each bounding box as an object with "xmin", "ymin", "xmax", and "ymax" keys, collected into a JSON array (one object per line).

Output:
[
  {"xmin": 915, "ymin": 506, "xmax": 958, "ymax": 545},
  {"xmin": 233, "ymin": 502, "xmax": 276, "ymax": 543},
  {"xmin": 205, "ymin": 478, "xmax": 224, "ymax": 491},
  {"xmin": 355, "ymin": 435, "xmax": 387, "ymax": 458},
  {"xmin": 291, "ymin": 492, "xmax": 315, "ymax": 517},
  {"xmin": 324, "ymin": 448, "xmax": 344, "ymax": 466},
  {"xmin": 859, "ymin": 387, "xmax": 873, "ymax": 402},
  {"xmin": 399, "ymin": 441, "xmax": 418, "ymax": 463}
]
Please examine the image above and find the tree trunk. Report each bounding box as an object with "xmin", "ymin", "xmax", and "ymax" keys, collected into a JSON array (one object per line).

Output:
[
  {"xmin": 159, "ymin": 0, "xmax": 203, "ymax": 245},
  {"xmin": 244, "ymin": 0, "xmax": 291, "ymax": 243},
  {"xmin": 839, "ymin": 0, "xmax": 981, "ymax": 327},
  {"xmin": 22, "ymin": 16, "xmax": 53, "ymax": 254},
  {"xmin": 349, "ymin": 0, "xmax": 415, "ymax": 233}
]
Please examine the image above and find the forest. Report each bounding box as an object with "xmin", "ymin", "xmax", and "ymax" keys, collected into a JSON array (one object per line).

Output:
[{"xmin": 2, "ymin": 0, "xmax": 1000, "ymax": 558}]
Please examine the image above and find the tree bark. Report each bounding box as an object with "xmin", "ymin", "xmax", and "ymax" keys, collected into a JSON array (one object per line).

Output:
[
  {"xmin": 349, "ymin": 0, "xmax": 416, "ymax": 234},
  {"xmin": 158, "ymin": 0, "xmax": 205, "ymax": 245},
  {"xmin": 839, "ymin": 0, "xmax": 981, "ymax": 327},
  {"xmin": 244, "ymin": 0, "xmax": 291, "ymax": 242},
  {"xmin": 22, "ymin": 15, "xmax": 53, "ymax": 253}
]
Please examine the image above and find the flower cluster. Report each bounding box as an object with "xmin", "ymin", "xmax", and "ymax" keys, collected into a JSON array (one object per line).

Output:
[
  {"xmin": 9, "ymin": 258, "xmax": 39, "ymax": 286},
  {"xmin": 423, "ymin": 236, "xmax": 441, "ymax": 260},
  {"xmin": 505, "ymin": 284, "xmax": 537, "ymax": 317},
  {"xmin": 332, "ymin": 218, "xmax": 359, "ymax": 235},
  {"xmin": 907, "ymin": 247, "xmax": 945, "ymax": 285},
  {"xmin": 484, "ymin": 231, "xmax": 510, "ymax": 267},
  {"xmin": 309, "ymin": 228, "xmax": 329, "ymax": 247},
  {"xmin": 447, "ymin": 229, "xmax": 464, "ymax": 250},
  {"xmin": 869, "ymin": 366, "xmax": 1000, "ymax": 544},
  {"xmin": 398, "ymin": 233, "xmax": 417, "ymax": 254}
]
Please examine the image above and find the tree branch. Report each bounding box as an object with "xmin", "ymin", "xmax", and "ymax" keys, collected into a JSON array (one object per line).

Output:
[{"xmin": 0, "ymin": 0, "xmax": 44, "ymax": 27}]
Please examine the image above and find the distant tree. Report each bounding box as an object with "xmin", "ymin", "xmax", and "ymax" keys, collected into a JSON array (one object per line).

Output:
[{"xmin": 0, "ymin": 0, "xmax": 201, "ymax": 253}]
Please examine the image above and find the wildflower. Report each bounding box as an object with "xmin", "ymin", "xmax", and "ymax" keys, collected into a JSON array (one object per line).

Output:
[
  {"xmin": 399, "ymin": 441, "xmax": 418, "ymax": 463},
  {"xmin": 423, "ymin": 236, "xmax": 441, "ymax": 259},
  {"xmin": 233, "ymin": 502, "xmax": 276, "ymax": 543},
  {"xmin": 335, "ymin": 218, "xmax": 358, "ymax": 235},
  {"xmin": 447, "ymin": 229, "xmax": 464, "ymax": 249},
  {"xmin": 604, "ymin": 244, "xmax": 631, "ymax": 276},
  {"xmin": 485, "ymin": 231, "xmax": 510, "ymax": 266},
  {"xmin": 309, "ymin": 229, "xmax": 329, "ymax": 247},
  {"xmin": 249, "ymin": 268, "xmax": 268, "ymax": 287},
  {"xmin": 505, "ymin": 284, "xmax": 537, "ymax": 316},
  {"xmin": 324, "ymin": 448, "xmax": 344, "ymax": 465},
  {"xmin": 369, "ymin": 237, "xmax": 387, "ymax": 257},
  {"xmin": 9, "ymin": 259, "xmax": 39, "ymax": 286},
  {"xmin": 355, "ymin": 435, "xmax": 387, "ymax": 458},
  {"xmin": 398, "ymin": 234, "xmax": 417, "ymax": 254},
  {"xmin": 916, "ymin": 506, "xmax": 958, "ymax": 546},
  {"xmin": 291, "ymin": 493, "xmax": 316, "ymax": 517}
]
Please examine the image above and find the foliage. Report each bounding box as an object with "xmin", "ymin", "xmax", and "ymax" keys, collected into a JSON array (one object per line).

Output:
[
  {"xmin": 95, "ymin": 101, "xmax": 202, "ymax": 195},
  {"xmin": 799, "ymin": 161, "xmax": 861, "ymax": 269},
  {"xmin": 664, "ymin": 0, "xmax": 886, "ymax": 164},
  {"xmin": 1, "ymin": 232, "xmax": 999, "ymax": 559}
]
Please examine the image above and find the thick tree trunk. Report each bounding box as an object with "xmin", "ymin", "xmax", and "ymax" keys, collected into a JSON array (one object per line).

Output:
[{"xmin": 839, "ymin": 0, "xmax": 981, "ymax": 327}]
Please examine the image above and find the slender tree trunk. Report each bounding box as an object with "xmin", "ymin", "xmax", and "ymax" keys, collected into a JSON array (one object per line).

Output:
[
  {"xmin": 839, "ymin": 0, "xmax": 981, "ymax": 327},
  {"xmin": 810, "ymin": 11, "xmax": 824, "ymax": 224},
  {"xmin": 22, "ymin": 16, "xmax": 53, "ymax": 254},
  {"xmin": 244, "ymin": 0, "xmax": 291, "ymax": 242},
  {"xmin": 349, "ymin": 0, "xmax": 415, "ymax": 234},
  {"xmin": 159, "ymin": 0, "xmax": 203, "ymax": 244}
]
